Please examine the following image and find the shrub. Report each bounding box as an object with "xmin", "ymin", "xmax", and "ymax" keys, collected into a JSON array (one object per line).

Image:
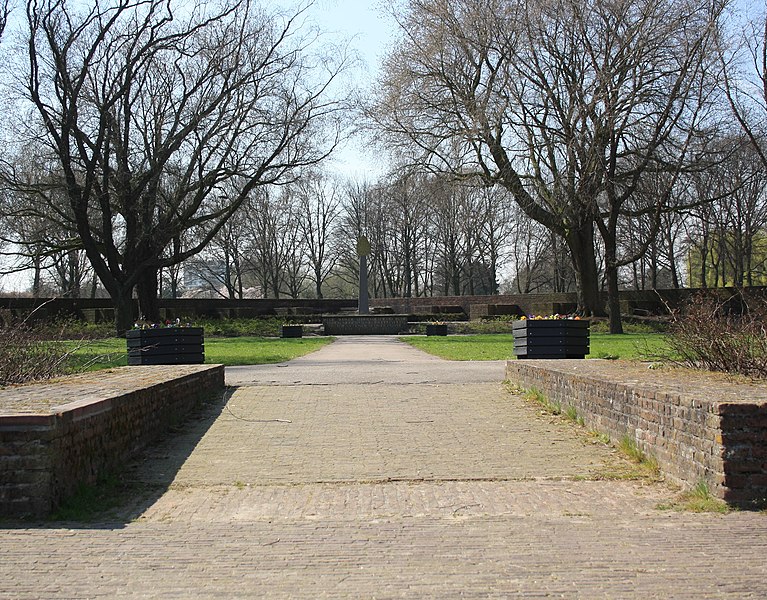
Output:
[
  {"xmin": 590, "ymin": 318, "xmax": 666, "ymax": 334},
  {"xmin": 665, "ymin": 291, "xmax": 767, "ymax": 379},
  {"xmin": 38, "ymin": 318, "xmax": 114, "ymax": 340},
  {"xmin": 0, "ymin": 316, "xmax": 73, "ymax": 386},
  {"xmin": 193, "ymin": 316, "xmax": 288, "ymax": 337}
]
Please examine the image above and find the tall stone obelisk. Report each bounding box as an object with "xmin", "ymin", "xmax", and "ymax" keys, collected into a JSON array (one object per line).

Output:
[{"xmin": 356, "ymin": 236, "xmax": 370, "ymax": 314}]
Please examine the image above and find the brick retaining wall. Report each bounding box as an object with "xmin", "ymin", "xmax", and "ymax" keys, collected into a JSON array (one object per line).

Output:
[
  {"xmin": 369, "ymin": 293, "xmax": 578, "ymax": 318},
  {"xmin": 0, "ymin": 365, "xmax": 224, "ymax": 517},
  {"xmin": 505, "ymin": 360, "xmax": 767, "ymax": 508},
  {"xmin": 6, "ymin": 287, "xmax": 767, "ymax": 324}
]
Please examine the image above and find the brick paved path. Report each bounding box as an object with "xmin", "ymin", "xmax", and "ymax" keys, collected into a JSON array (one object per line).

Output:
[{"xmin": 2, "ymin": 336, "xmax": 766, "ymax": 598}]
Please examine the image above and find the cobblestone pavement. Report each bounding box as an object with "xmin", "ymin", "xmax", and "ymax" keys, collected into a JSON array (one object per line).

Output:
[{"xmin": 1, "ymin": 336, "xmax": 766, "ymax": 598}]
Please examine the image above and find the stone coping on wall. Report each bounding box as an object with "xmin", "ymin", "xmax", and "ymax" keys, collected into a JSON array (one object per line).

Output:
[
  {"xmin": 505, "ymin": 359, "xmax": 767, "ymax": 508},
  {"xmin": 0, "ymin": 365, "xmax": 222, "ymax": 416},
  {"xmin": 507, "ymin": 360, "xmax": 767, "ymax": 405}
]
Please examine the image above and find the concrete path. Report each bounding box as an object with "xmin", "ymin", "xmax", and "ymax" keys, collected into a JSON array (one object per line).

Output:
[
  {"xmin": 1, "ymin": 336, "xmax": 766, "ymax": 598},
  {"xmin": 225, "ymin": 335, "xmax": 506, "ymax": 385}
]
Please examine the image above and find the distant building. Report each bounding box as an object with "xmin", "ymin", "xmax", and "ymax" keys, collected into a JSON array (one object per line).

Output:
[
  {"xmin": 183, "ymin": 260, "xmax": 226, "ymax": 291},
  {"xmin": 182, "ymin": 260, "xmax": 263, "ymax": 299}
]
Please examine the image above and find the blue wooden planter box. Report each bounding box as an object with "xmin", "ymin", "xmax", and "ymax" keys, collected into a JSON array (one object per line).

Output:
[
  {"xmin": 426, "ymin": 323, "xmax": 448, "ymax": 336},
  {"xmin": 126, "ymin": 327, "xmax": 205, "ymax": 365},
  {"xmin": 281, "ymin": 324, "xmax": 303, "ymax": 338},
  {"xmin": 512, "ymin": 320, "xmax": 589, "ymax": 359}
]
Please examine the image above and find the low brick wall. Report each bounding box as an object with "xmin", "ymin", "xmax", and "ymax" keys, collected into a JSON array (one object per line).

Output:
[
  {"xmin": 0, "ymin": 365, "xmax": 224, "ymax": 517},
  {"xmin": 506, "ymin": 360, "xmax": 767, "ymax": 508},
  {"xmin": 5, "ymin": 287, "xmax": 767, "ymax": 324}
]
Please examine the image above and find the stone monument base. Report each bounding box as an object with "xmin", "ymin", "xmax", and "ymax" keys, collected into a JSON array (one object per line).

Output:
[{"xmin": 322, "ymin": 314, "xmax": 409, "ymax": 335}]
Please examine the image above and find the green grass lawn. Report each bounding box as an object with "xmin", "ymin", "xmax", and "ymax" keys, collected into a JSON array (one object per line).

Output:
[
  {"xmin": 402, "ymin": 332, "xmax": 670, "ymax": 361},
  {"xmin": 65, "ymin": 336, "xmax": 334, "ymax": 370},
  {"xmin": 64, "ymin": 331, "xmax": 667, "ymax": 370}
]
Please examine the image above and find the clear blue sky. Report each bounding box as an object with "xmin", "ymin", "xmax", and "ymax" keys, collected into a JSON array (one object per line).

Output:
[
  {"xmin": 307, "ymin": 0, "xmax": 394, "ymax": 78},
  {"xmin": 300, "ymin": 0, "xmax": 396, "ymax": 180},
  {"xmin": 301, "ymin": 0, "xmax": 763, "ymax": 180}
]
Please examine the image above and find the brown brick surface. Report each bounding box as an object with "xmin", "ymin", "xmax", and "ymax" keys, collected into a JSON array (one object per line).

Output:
[{"xmin": 1, "ymin": 338, "xmax": 765, "ymax": 598}]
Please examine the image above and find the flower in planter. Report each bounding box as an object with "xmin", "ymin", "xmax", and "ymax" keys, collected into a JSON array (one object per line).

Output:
[
  {"xmin": 133, "ymin": 317, "xmax": 194, "ymax": 330},
  {"xmin": 522, "ymin": 313, "xmax": 583, "ymax": 321},
  {"xmin": 513, "ymin": 313, "xmax": 589, "ymax": 359}
]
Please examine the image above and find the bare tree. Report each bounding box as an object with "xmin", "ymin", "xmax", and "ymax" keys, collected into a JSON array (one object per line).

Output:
[
  {"xmin": 0, "ymin": 147, "xmax": 86, "ymax": 296},
  {"xmin": 0, "ymin": 0, "xmax": 9, "ymax": 40},
  {"xmin": 3, "ymin": 0, "xmax": 350, "ymax": 332},
  {"xmin": 430, "ymin": 178, "xmax": 463, "ymax": 296},
  {"xmin": 722, "ymin": 4, "xmax": 767, "ymax": 169},
  {"xmin": 185, "ymin": 219, "xmax": 249, "ymax": 300},
  {"xmin": 334, "ymin": 179, "xmax": 370, "ymax": 295},
  {"xmin": 681, "ymin": 138, "xmax": 767, "ymax": 287},
  {"xmin": 371, "ymin": 0, "xmax": 724, "ymax": 329},
  {"xmin": 244, "ymin": 187, "xmax": 308, "ymax": 299},
  {"xmin": 159, "ymin": 261, "xmax": 184, "ymax": 299},
  {"xmin": 474, "ymin": 184, "xmax": 514, "ymax": 295},
  {"xmin": 429, "ymin": 177, "xmax": 497, "ymax": 296},
  {"xmin": 48, "ymin": 249, "xmax": 90, "ymax": 298},
  {"xmin": 333, "ymin": 171, "xmax": 513, "ymax": 300},
  {"xmin": 503, "ymin": 200, "xmax": 577, "ymax": 295},
  {"xmin": 620, "ymin": 178, "xmax": 688, "ymax": 291},
  {"xmin": 295, "ymin": 172, "xmax": 341, "ymax": 299},
  {"xmin": 388, "ymin": 172, "xmax": 431, "ymax": 297}
]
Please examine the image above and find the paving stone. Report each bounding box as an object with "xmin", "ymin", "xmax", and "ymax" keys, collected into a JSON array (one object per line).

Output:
[{"xmin": 1, "ymin": 336, "xmax": 765, "ymax": 598}]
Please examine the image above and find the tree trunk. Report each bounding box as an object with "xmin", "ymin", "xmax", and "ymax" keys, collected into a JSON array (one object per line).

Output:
[
  {"xmin": 315, "ymin": 270, "xmax": 323, "ymax": 299},
  {"xmin": 170, "ymin": 269, "xmax": 178, "ymax": 299},
  {"xmin": 649, "ymin": 241, "xmax": 658, "ymax": 289},
  {"xmin": 604, "ymin": 261, "xmax": 624, "ymax": 334},
  {"xmin": 112, "ymin": 290, "xmax": 136, "ymax": 336},
  {"xmin": 595, "ymin": 218, "xmax": 624, "ymax": 334},
  {"xmin": 91, "ymin": 267, "xmax": 135, "ymax": 335},
  {"xmin": 32, "ymin": 256, "xmax": 42, "ymax": 298},
  {"xmin": 136, "ymin": 268, "xmax": 161, "ymax": 323},
  {"xmin": 236, "ymin": 258, "xmax": 244, "ymax": 299},
  {"xmin": 565, "ymin": 223, "xmax": 604, "ymax": 317},
  {"xmin": 699, "ymin": 244, "xmax": 708, "ymax": 287},
  {"xmin": 451, "ymin": 259, "xmax": 460, "ymax": 296},
  {"xmin": 69, "ymin": 256, "xmax": 81, "ymax": 298}
]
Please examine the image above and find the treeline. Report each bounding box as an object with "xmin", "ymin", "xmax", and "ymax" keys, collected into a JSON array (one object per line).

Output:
[
  {"xmin": 1, "ymin": 0, "xmax": 767, "ymax": 335},
  {"xmin": 8, "ymin": 147, "xmax": 767, "ymax": 307}
]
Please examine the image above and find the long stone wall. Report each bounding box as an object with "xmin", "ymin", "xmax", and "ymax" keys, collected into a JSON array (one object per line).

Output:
[
  {"xmin": 371, "ymin": 287, "xmax": 767, "ymax": 319},
  {"xmin": 505, "ymin": 359, "xmax": 767, "ymax": 508},
  {"xmin": 0, "ymin": 365, "xmax": 224, "ymax": 517},
  {"xmin": 0, "ymin": 297, "xmax": 358, "ymax": 323},
  {"xmin": 4, "ymin": 287, "xmax": 766, "ymax": 324}
]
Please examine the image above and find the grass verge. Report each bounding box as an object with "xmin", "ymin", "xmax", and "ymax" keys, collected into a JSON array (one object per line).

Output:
[
  {"xmin": 51, "ymin": 475, "xmax": 129, "ymax": 521},
  {"xmin": 657, "ymin": 480, "xmax": 731, "ymax": 513},
  {"xmin": 523, "ymin": 385, "xmax": 562, "ymax": 415},
  {"xmin": 507, "ymin": 381, "xmax": 663, "ymax": 483},
  {"xmin": 403, "ymin": 332, "xmax": 669, "ymax": 361},
  {"xmin": 616, "ymin": 436, "xmax": 661, "ymax": 479},
  {"xmin": 508, "ymin": 382, "xmax": 739, "ymax": 512},
  {"xmin": 64, "ymin": 336, "xmax": 334, "ymax": 370}
]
